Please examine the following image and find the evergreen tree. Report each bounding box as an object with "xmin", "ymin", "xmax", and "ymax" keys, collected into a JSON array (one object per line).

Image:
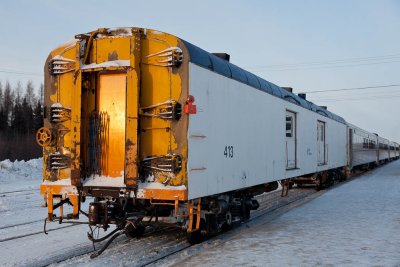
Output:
[
  {"xmin": 0, "ymin": 79, "xmax": 43, "ymax": 160},
  {"xmin": 0, "ymin": 81, "xmax": 3, "ymax": 102},
  {"xmin": 14, "ymin": 81, "xmax": 22, "ymax": 106},
  {"xmin": 2, "ymin": 81, "xmax": 14, "ymax": 129},
  {"xmin": 11, "ymin": 98, "xmax": 23, "ymax": 133},
  {"xmin": 0, "ymin": 81, "xmax": 4, "ymax": 131},
  {"xmin": 11, "ymin": 81, "xmax": 25, "ymax": 133},
  {"xmin": 22, "ymin": 96, "xmax": 33, "ymax": 134},
  {"xmin": 33, "ymin": 99, "xmax": 43, "ymax": 131}
]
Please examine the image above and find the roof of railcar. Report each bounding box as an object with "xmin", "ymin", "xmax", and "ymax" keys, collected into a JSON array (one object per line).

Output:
[{"xmin": 182, "ymin": 40, "xmax": 346, "ymax": 124}]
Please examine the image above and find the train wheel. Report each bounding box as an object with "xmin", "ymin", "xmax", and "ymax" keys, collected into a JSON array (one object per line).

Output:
[{"xmin": 125, "ymin": 221, "xmax": 145, "ymax": 239}]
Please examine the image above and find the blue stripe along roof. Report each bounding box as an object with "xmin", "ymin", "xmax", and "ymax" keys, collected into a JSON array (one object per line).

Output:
[{"xmin": 182, "ymin": 40, "xmax": 346, "ymax": 124}]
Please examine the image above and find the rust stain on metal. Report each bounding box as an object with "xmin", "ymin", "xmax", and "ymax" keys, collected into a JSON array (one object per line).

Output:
[
  {"xmin": 108, "ymin": 51, "xmax": 119, "ymax": 61},
  {"xmin": 190, "ymin": 134, "xmax": 206, "ymax": 138},
  {"xmin": 190, "ymin": 167, "xmax": 207, "ymax": 171},
  {"xmin": 125, "ymin": 138, "xmax": 138, "ymax": 187}
]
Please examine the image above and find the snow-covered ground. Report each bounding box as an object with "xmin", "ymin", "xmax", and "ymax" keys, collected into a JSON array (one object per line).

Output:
[
  {"xmin": 170, "ymin": 160, "xmax": 400, "ymax": 267},
  {"xmin": 0, "ymin": 158, "xmax": 42, "ymax": 228},
  {"xmin": 0, "ymin": 158, "xmax": 94, "ymax": 267},
  {"xmin": 1, "ymin": 158, "xmax": 399, "ymax": 266}
]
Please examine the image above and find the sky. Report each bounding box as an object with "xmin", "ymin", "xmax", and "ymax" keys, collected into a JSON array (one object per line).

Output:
[{"xmin": 0, "ymin": 0, "xmax": 399, "ymax": 141}]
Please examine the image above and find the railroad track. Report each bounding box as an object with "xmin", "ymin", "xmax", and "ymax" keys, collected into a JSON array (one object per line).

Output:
[
  {"xmin": 141, "ymin": 188, "xmax": 317, "ymax": 267},
  {"xmin": 0, "ymin": 170, "xmax": 369, "ymax": 266},
  {"xmin": 0, "ymin": 219, "xmax": 43, "ymax": 230},
  {"xmin": 0, "ymin": 188, "xmax": 39, "ymax": 195},
  {"xmin": 51, "ymin": 187, "xmax": 319, "ymax": 267},
  {"xmin": 0, "ymin": 224, "xmax": 76, "ymax": 243},
  {"xmin": 144, "ymin": 171, "xmax": 372, "ymax": 267}
]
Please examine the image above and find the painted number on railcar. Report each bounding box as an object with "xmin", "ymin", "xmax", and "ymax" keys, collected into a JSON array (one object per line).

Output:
[{"xmin": 224, "ymin": 146, "xmax": 234, "ymax": 158}]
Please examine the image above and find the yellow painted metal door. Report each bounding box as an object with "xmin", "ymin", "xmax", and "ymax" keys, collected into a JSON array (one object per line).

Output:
[{"xmin": 98, "ymin": 73, "xmax": 126, "ymax": 177}]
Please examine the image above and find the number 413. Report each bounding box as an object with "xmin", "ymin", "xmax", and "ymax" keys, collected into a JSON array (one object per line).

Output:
[{"xmin": 224, "ymin": 146, "xmax": 234, "ymax": 158}]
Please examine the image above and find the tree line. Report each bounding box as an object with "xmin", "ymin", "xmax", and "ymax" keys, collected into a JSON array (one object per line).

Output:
[{"xmin": 0, "ymin": 80, "xmax": 43, "ymax": 160}]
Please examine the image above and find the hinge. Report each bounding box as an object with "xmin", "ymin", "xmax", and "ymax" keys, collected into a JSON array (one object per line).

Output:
[
  {"xmin": 141, "ymin": 154, "xmax": 182, "ymax": 173},
  {"xmin": 144, "ymin": 47, "xmax": 183, "ymax": 67},
  {"xmin": 139, "ymin": 100, "xmax": 181, "ymax": 120},
  {"xmin": 49, "ymin": 55, "xmax": 75, "ymax": 75},
  {"xmin": 50, "ymin": 103, "xmax": 71, "ymax": 123}
]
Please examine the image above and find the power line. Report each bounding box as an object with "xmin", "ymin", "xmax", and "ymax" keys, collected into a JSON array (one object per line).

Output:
[
  {"xmin": 247, "ymin": 53, "xmax": 400, "ymax": 70},
  {"xmin": 311, "ymin": 95, "xmax": 400, "ymax": 103},
  {"xmin": 0, "ymin": 69, "xmax": 42, "ymax": 76},
  {"xmin": 300, "ymin": 84, "xmax": 400, "ymax": 94},
  {"xmin": 309, "ymin": 93, "xmax": 400, "ymax": 101},
  {"xmin": 250, "ymin": 59, "xmax": 400, "ymax": 72}
]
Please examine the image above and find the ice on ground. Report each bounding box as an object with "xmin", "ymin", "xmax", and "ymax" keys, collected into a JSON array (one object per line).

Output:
[{"xmin": 175, "ymin": 160, "xmax": 400, "ymax": 267}]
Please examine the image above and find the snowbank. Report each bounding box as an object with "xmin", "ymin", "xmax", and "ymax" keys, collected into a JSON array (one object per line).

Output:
[{"xmin": 0, "ymin": 158, "xmax": 42, "ymax": 192}]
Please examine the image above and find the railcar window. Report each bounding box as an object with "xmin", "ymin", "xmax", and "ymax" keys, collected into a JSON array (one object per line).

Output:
[
  {"xmin": 368, "ymin": 140, "xmax": 376, "ymax": 149},
  {"xmin": 286, "ymin": 116, "xmax": 293, "ymax": 137}
]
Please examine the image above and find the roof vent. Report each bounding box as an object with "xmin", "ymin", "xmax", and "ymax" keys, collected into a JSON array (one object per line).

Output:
[
  {"xmin": 298, "ymin": 93, "xmax": 306, "ymax": 100},
  {"xmin": 320, "ymin": 106, "xmax": 327, "ymax": 110},
  {"xmin": 282, "ymin": 87, "xmax": 293, "ymax": 93},
  {"xmin": 212, "ymin": 53, "xmax": 230, "ymax": 62}
]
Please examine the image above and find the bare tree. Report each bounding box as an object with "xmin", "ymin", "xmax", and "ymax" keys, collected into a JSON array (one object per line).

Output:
[{"xmin": 25, "ymin": 80, "xmax": 37, "ymax": 108}]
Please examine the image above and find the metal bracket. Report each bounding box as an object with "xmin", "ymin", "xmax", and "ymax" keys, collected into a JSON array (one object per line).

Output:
[
  {"xmin": 50, "ymin": 104, "xmax": 71, "ymax": 123},
  {"xmin": 141, "ymin": 154, "xmax": 182, "ymax": 173},
  {"xmin": 49, "ymin": 56, "xmax": 75, "ymax": 75},
  {"xmin": 48, "ymin": 153, "xmax": 70, "ymax": 170},
  {"xmin": 144, "ymin": 47, "xmax": 183, "ymax": 67},
  {"xmin": 139, "ymin": 100, "xmax": 181, "ymax": 120}
]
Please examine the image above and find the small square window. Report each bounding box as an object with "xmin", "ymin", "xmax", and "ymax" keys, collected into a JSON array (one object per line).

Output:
[{"xmin": 286, "ymin": 116, "xmax": 293, "ymax": 137}]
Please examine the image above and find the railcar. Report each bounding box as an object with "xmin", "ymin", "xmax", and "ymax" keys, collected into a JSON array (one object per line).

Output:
[
  {"xmin": 389, "ymin": 142, "xmax": 399, "ymax": 160},
  {"xmin": 377, "ymin": 136, "xmax": 391, "ymax": 162},
  {"xmin": 395, "ymin": 143, "xmax": 400, "ymax": 159},
  {"xmin": 347, "ymin": 123, "xmax": 379, "ymax": 169},
  {"xmin": 37, "ymin": 27, "xmax": 398, "ymax": 251}
]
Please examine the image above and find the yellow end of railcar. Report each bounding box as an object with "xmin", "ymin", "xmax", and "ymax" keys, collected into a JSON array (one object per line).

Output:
[{"xmin": 39, "ymin": 27, "xmax": 190, "ymax": 220}]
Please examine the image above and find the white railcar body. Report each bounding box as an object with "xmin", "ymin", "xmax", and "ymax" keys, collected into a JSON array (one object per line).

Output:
[
  {"xmin": 347, "ymin": 123, "xmax": 379, "ymax": 168},
  {"xmin": 377, "ymin": 136, "xmax": 390, "ymax": 161},
  {"xmin": 389, "ymin": 141, "xmax": 398, "ymax": 159},
  {"xmin": 187, "ymin": 63, "xmax": 347, "ymax": 199}
]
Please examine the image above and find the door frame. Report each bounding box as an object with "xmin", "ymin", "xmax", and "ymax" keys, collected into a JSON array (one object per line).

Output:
[
  {"xmin": 317, "ymin": 120, "xmax": 326, "ymax": 165},
  {"xmin": 285, "ymin": 110, "xmax": 297, "ymax": 170}
]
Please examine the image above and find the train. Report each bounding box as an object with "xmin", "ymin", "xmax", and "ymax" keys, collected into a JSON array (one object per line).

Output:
[{"xmin": 37, "ymin": 27, "xmax": 399, "ymax": 253}]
